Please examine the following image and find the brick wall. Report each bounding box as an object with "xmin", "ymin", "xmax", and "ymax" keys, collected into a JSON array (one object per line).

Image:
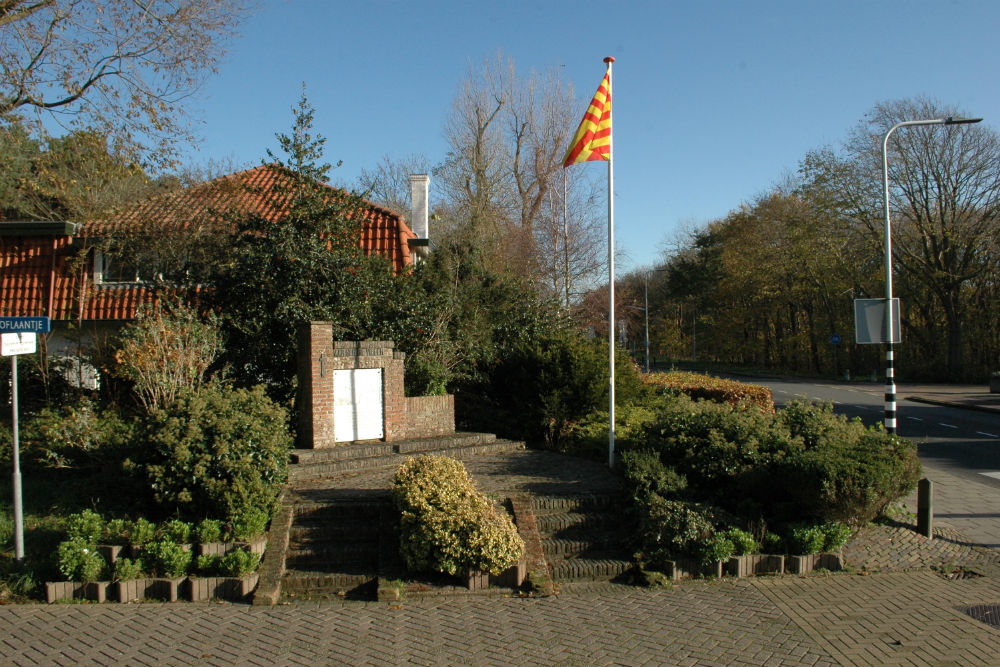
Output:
[{"xmin": 297, "ymin": 322, "xmax": 455, "ymax": 449}]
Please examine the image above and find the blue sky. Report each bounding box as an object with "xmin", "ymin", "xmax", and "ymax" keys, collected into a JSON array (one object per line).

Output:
[{"xmin": 181, "ymin": 0, "xmax": 1000, "ymax": 273}]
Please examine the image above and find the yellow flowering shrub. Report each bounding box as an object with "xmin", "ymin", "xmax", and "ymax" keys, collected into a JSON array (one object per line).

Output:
[{"xmin": 391, "ymin": 455, "xmax": 524, "ymax": 576}]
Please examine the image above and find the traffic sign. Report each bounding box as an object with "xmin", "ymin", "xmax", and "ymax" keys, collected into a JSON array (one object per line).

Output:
[
  {"xmin": 1, "ymin": 333, "xmax": 36, "ymax": 356},
  {"xmin": 830, "ymin": 333, "xmax": 841, "ymax": 346},
  {"xmin": 0, "ymin": 316, "xmax": 50, "ymax": 334}
]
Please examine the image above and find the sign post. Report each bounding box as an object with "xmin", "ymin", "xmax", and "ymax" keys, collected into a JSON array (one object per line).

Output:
[{"xmin": 2, "ymin": 317, "xmax": 49, "ymax": 562}]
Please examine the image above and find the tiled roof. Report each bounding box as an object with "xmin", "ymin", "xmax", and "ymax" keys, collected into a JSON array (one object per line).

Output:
[{"xmin": 0, "ymin": 165, "xmax": 416, "ymax": 321}]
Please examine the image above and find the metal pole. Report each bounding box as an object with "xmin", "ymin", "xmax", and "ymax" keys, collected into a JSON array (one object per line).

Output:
[
  {"xmin": 11, "ymin": 355, "xmax": 24, "ymax": 561},
  {"xmin": 605, "ymin": 56, "xmax": 615, "ymax": 468},
  {"xmin": 880, "ymin": 116, "xmax": 981, "ymax": 433},
  {"xmin": 563, "ymin": 171, "xmax": 570, "ymax": 309},
  {"xmin": 644, "ymin": 277, "xmax": 650, "ymax": 373}
]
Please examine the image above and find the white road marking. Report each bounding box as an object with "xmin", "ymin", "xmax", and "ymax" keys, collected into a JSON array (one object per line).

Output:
[
  {"xmin": 981, "ymin": 471, "xmax": 1000, "ymax": 480},
  {"xmin": 976, "ymin": 431, "xmax": 1000, "ymax": 439},
  {"xmin": 907, "ymin": 417, "xmax": 923, "ymax": 422},
  {"xmin": 938, "ymin": 423, "xmax": 958, "ymax": 429}
]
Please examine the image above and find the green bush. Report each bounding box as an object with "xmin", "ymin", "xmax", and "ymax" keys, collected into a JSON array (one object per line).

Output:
[
  {"xmin": 65, "ymin": 510, "xmax": 104, "ymax": 545},
  {"xmin": 142, "ymin": 539, "xmax": 192, "ymax": 578},
  {"xmin": 230, "ymin": 507, "xmax": 269, "ymax": 541},
  {"xmin": 621, "ymin": 448, "xmax": 688, "ymax": 503},
  {"xmin": 112, "ymin": 557, "xmax": 144, "ymax": 582},
  {"xmin": 102, "ymin": 518, "xmax": 131, "ymax": 546},
  {"xmin": 638, "ymin": 496, "xmax": 718, "ymax": 569},
  {"xmin": 786, "ymin": 523, "xmax": 827, "ymax": 555},
  {"xmin": 56, "ymin": 537, "xmax": 106, "ymax": 581},
  {"xmin": 195, "ymin": 554, "xmax": 221, "ymax": 575},
  {"xmin": 778, "ymin": 399, "xmax": 866, "ymax": 450},
  {"xmin": 778, "ymin": 431, "xmax": 921, "ymax": 525},
  {"xmin": 141, "ymin": 383, "xmax": 290, "ymax": 530},
  {"xmin": 391, "ymin": 456, "xmax": 524, "ymax": 576},
  {"xmin": 195, "ymin": 519, "xmax": 224, "ymax": 544},
  {"xmin": 17, "ymin": 400, "xmax": 135, "ymax": 469},
  {"xmin": 128, "ymin": 518, "xmax": 156, "ymax": 546},
  {"xmin": 821, "ymin": 522, "xmax": 852, "ymax": 551},
  {"xmin": 160, "ymin": 520, "xmax": 192, "ymax": 544},
  {"xmin": 719, "ymin": 528, "xmax": 759, "ymax": 556},
  {"xmin": 218, "ymin": 548, "xmax": 260, "ymax": 577},
  {"xmin": 699, "ymin": 533, "xmax": 735, "ymax": 566}
]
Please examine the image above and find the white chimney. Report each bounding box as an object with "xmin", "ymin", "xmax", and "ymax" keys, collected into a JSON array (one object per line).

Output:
[{"xmin": 409, "ymin": 174, "xmax": 430, "ymax": 240}]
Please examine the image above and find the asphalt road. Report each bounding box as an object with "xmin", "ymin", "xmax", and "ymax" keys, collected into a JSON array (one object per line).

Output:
[{"xmin": 741, "ymin": 376, "xmax": 1000, "ymax": 492}]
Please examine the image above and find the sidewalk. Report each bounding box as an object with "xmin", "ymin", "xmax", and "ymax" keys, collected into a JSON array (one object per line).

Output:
[{"xmin": 900, "ymin": 383, "xmax": 1000, "ymax": 415}]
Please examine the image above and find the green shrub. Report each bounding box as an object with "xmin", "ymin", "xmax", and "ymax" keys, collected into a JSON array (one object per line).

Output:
[
  {"xmin": 787, "ymin": 523, "xmax": 826, "ymax": 555},
  {"xmin": 65, "ymin": 510, "xmax": 104, "ymax": 546},
  {"xmin": 638, "ymin": 496, "xmax": 717, "ymax": 569},
  {"xmin": 391, "ymin": 456, "xmax": 524, "ymax": 576},
  {"xmin": 56, "ymin": 537, "xmax": 106, "ymax": 581},
  {"xmin": 719, "ymin": 528, "xmax": 759, "ymax": 556},
  {"xmin": 621, "ymin": 448, "xmax": 688, "ymax": 503},
  {"xmin": 17, "ymin": 400, "xmax": 135, "ymax": 469},
  {"xmin": 821, "ymin": 522, "xmax": 852, "ymax": 551},
  {"xmin": 643, "ymin": 372, "xmax": 775, "ymax": 413},
  {"xmin": 778, "ymin": 431, "xmax": 921, "ymax": 525},
  {"xmin": 128, "ymin": 518, "xmax": 156, "ymax": 546},
  {"xmin": 778, "ymin": 400, "xmax": 866, "ymax": 450},
  {"xmin": 218, "ymin": 548, "xmax": 260, "ymax": 577},
  {"xmin": 195, "ymin": 554, "xmax": 221, "ymax": 575},
  {"xmin": 699, "ymin": 533, "xmax": 735, "ymax": 566},
  {"xmin": 142, "ymin": 383, "xmax": 290, "ymax": 529},
  {"xmin": 102, "ymin": 518, "xmax": 131, "ymax": 546},
  {"xmin": 195, "ymin": 519, "xmax": 224, "ymax": 544},
  {"xmin": 160, "ymin": 520, "xmax": 192, "ymax": 544},
  {"xmin": 142, "ymin": 539, "xmax": 192, "ymax": 578},
  {"xmin": 761, "ymin": 532, "xmax": 784, "ymax": 553},
  {"xmin": 230, "ymin": 507, "xmax": 268, "ymax": 541},
  {"xmin": 112, "ymin": 557, "xmax": 144, "ymax": 582}
]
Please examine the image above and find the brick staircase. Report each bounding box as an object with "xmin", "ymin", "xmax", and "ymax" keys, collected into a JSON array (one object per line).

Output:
[
  {"xmin": 276, "ymin": 432, "xmax": 526, "ymax": 600},
  {"xmin": 532, "ymin": 493, "xmax": 636, "ymax": 584}
]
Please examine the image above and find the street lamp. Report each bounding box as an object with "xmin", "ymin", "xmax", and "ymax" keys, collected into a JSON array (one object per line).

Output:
[{"xmin": 881, "ymin": 116, "xmax": 981, "ymax": 433}]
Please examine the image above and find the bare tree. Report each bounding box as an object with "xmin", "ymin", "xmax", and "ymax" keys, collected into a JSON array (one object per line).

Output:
[
  {"xmin": 357, "ymin": 153, "xmax": 433, "ymax": 217},
  {"xmin": 0, "ymin": 0, "xmax": 250, "ymax": 167}
]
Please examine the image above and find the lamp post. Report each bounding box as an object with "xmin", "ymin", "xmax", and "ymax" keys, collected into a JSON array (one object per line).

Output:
[{"xmin": 880, "ymin": 116, "xmax": 981, "ymax": 433}]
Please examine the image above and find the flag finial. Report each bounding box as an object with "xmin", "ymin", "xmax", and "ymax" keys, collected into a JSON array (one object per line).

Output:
[{"xmin": 604, "ymin": 56, "xmax": 615, "ymax": 63}]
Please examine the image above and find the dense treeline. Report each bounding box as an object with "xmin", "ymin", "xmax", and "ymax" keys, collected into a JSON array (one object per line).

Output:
[{"xmin": 618, "ymin": 98, "xmax": 1000, "ymax": 382}]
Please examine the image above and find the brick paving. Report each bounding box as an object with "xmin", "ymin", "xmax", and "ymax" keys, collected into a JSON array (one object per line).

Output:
[{"xmin": 4, "ymin": 393, "xmax": 1000, "ymax": 666}]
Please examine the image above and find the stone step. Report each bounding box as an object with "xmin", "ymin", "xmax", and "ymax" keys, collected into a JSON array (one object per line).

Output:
[
  {"xmin": 285, "ymin": 542, "xmax": 379, "ymax": 571},
  {"xmin": 288, "ymin": 522, "xmax": 379, "ymax": 544},
  {"xmin": 548, "ymin": 557, "xmax": 634, "ymax": 582},
  {"xmin": 281, "ymin": 571, "xmax": 375, "ymax": 594},
  {"xmin": 529, "ymin": 494, "xmax": 623, "ymax": 514},
  {"xmin": 534, "ymin": 510, "xmax": 622, "ymax": 535},
  {"xmin": 542, "ymin": 535, "xmax": 629, "ymax": 558},
  {"xmin": 290, "ymin": 432, "xmax": 500, "ymax": 464},
  {"xmin": 287, "ymin": 438, "xmax": 525, "ymax": 481}
]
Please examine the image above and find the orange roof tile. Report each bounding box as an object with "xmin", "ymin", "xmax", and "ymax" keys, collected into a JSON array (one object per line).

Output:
[{"xmin": 1, "ymin": 165, "xmax": 416, "ymax": 321}]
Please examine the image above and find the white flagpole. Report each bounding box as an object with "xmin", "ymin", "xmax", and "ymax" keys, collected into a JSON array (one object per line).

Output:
[{"xmin": 605, "ymin": 56, "xmax": 615, "ymax": 469}]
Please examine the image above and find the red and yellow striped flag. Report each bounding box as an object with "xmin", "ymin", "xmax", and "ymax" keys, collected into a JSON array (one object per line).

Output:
[{"xmin": 563, "ymin": 66, "xmax": 612, "ymax": 168}]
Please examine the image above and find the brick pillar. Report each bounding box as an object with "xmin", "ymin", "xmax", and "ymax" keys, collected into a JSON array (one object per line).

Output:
[{"xmin": 297, "ymin": 322, "xmax": 336, "ymax": 449}]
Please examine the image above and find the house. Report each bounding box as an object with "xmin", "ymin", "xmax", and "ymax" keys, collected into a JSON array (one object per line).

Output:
[{"xmin": 0, "ymin": 165, "xmax": 431, "ymax": 382}]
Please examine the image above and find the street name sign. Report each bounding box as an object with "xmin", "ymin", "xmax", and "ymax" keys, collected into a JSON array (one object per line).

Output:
[{"xmin": 0, "ymin": 316, "xmax": 50, "ymax": 334}]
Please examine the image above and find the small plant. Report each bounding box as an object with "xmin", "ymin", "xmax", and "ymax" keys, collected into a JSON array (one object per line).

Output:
[
  {"xmin": 821, "ymin": 522, "xmax": 852, "ymax": 551},
  {"xmin": 113, "ymin": 557, "xmax": 144, "ymax": 582},
  {"xmin": 142, "ymin": 539, "xmax": 192, "ymax": 578},
  {"xmin": 195, "ymin": 519, "xmax": 224, "ymax": 544},
  {"xmin": 699, "ymin": 532, "xmax": 735, "ymax": 566},
  {"xmin": 129, "ymin": 518, "xmax": 156, "ymax": 546},
  {"xmin": 230, "ymin": 507, "xmax": 268, "ymax": 541},
  {"xmin": 65, "ymin": 510, "xmax": 104, "ymax": 545},
  {"xmin": 195, "ymin": 554, "xmax": 222, "ymax": 575},
  {"xmin": 160, "ymin": 519, "xmax": 193, "ymax": 544},
  {"xmin": 102, "ymin": 518, "xmax": 131, "ymax": 546},
  {"xmin": 56, "ymin": 537, "xmax": 106, "ymax": 582},
  {"xmin": 218, "ymin": 548, "xmax": 260, "ymax": 577},
  {"xmin": 719, "ymin": 528, "xmax": 759, "ymax": 556},
  {"xmin": 761, "ymin": 532, "xmax": 784, "ymax": 553},
  {"xmin": 787, "ymin": 523, "xmax": 826, "ymax": 555}
]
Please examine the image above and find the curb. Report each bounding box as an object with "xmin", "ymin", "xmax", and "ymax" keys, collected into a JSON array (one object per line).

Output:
[{"xmin": 905, "ymin": 395, "xmax": 1000, "ymax": 416}]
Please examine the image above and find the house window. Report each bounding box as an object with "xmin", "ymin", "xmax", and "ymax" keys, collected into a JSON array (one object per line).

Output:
[{"xmin": 93, "ymin": 250, "xmax": 158, "ymax": 285}]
